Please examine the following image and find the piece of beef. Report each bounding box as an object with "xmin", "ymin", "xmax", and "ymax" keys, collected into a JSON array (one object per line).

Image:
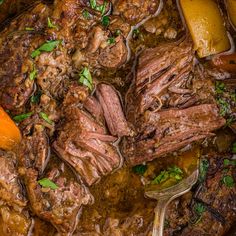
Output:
[
  {"xmin": 96, "ymin": 83, "xmax": 132, "ymax": 137},
  {"xmin": 123, "ymin": 38, "xmax": 226, "ymax": 166},
  {"xmin": 23, "ymin": 165, "xmax": 93, "ymax": 235},
  {"xmin": 18, "ymin": 118, "xmax": 50, "ymax": 174},
  {"xmin": 113, "ymin": 0, "xmax": 160, "ymax": 25},
  {"xmin": 53, "ymin": 85, "xmax": 123, "ymax": 186},
  {"xmin": 0, "ymin": 150, "xmax": 27, "ymax": 210}
]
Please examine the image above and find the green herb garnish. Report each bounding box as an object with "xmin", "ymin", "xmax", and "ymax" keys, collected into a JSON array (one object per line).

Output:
[
  {"xmin": 199, "ymin": 159, "xmax": 209, "ymax": 182},
  {"xmin": 215, "ymin": 81, "xmax": 225, "ymax": 94},
  {"xmin": 107, "ymin": 37, "xmax": 115, "ymax": 44},
  {"xmin": 47, "ymin": 17, "xmax": 58, "ymax": 29},
  {"xmin": 25, "ymin": 27, "xmax": 34, "ymax": 31},
  {"xmin": 115, "ymin": 29, "xmax": 121, "ymax": 36},
  {"xmin": 101, "ymin": 15, "xmax": 110, "ymax": 27},
  {"xmin": 224, "ymin": 159, "xmax": 236, "ymax": 166},
  {"xmin": 0, "ymin": 0, "xmax": 4, "ymax": 5},
  {"xmin": 79, "ymin": 67, "xmax": 93, "ymax": 90},
  {"xmin": 151, "ymin": 166, "xmax": 184, "ymax": 185},
  {"xmin": 39, "ymin": 112, "xmax": 53, "ymax": 125},
  {"xmin": 30, "ymin": 91, "xmax": 41, "ymax": 104},
  {"xmin": 217, "ymin": 98, "xmax": 230, "ymax": 116},
  {"xmin": 194, "ymin": 202, "xmax": 206, "ymax": 215},
  {"xmin": 90, "ymin": 0, "xmax": 107, "ymax": 15},
  {"xmin": 132, "ymin": 164, "xmax": 147, "ymax": 175},
  {"xmin": 38, "ymin": 178, "xmax": 58, "ymax": 190},
  {"xmin": 13, "ymin": 112, "xmax": 33, "ymax": 122},
  {"xmin": 222, "ymin": 175, "xmax": 235, "ymax": 187},
  {"xmin": 31, "ymin": 40, "xmax": 61, "ymax": 59},
  {"xmin": 82, "ymin": 9, "xmax": 90, "ymax": 19},
  {"xmin": 132, "ymin": 28, "xmax": 140, "ymax": 39},
  {"xmin": 29, "ymin": 65, "xmax": 37, "ymax": 81}
]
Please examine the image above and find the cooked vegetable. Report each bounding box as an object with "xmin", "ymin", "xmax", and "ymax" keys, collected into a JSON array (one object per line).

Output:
[
  {"xmin": 222, "ymin": 175, "xmax": 235, "ymax": 187},
  {"xmin": 0, "ymin": 107, "xmax": 21, "ymax": 150},
  {"xmin": 13, "ymin": 112, "xmax": 33, "ymax": 122},
  {"xmin": 180, "ymin": 0, "xmax": 230, "ymax": 58},
  {"xmin": 226, "ymin": 0, "xmax": 236, "ymax": 28},
  {"xmin": 39, "ymin": 112, "xmax": 53, "ymax": 125},
  {"xmin": 25, "ymin": 27, "xmax": 34, "ymax": 31},
  {"xmin": 31, "ymin": 40, "xmax": 61, "ymax": 58},
  {"xmin": 79, "ymin": 67, "xmax": 93, "ymax": 90},
  {"xmin": 132, "ymin": 164, "xmax": 147, "ymax": 175},
  {"xmin": 47, "ymin": 17, "xmax": 58, "ymax": 29},
  {"xmin": 38, "ymin": 178, "xmax": 58, "ymax": 190},
  {"xmin": 211, "ymin": 53, "xmax": 236, "ymax": 73},
  {"xmin": 224, "ymin": 159, "xmax": 236, "ymax": 166}
]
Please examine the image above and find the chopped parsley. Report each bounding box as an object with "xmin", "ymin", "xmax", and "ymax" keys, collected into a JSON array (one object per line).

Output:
[
  {"xmin": 25, "ymin": 27, "xmax": 34, "ymax": 31},
  {"xmin": 31, "ymin": 40, "xmax": 61, "ymax": 59},
  {"xmin": 132, "ymin": 164, "xmax": 147, "ymax": 175},
  {"xmin": 222, "ymin": 175, "xmax": 235, "ymax": 188},
  {"xmin": 194, "ymin": 202, "xmax": 206, "ymax": 215},
  {"xmin": 224, "ymin": 159, "xmax": 236, "ymax": 166},
  {"xmin": 90, "ymin": 0, "xmax": 108, "ymax": 15},
  {"xmin": 29, "ymin": 65, "xmax": 37, "ymax": 81},
  {"xmin": 79, "ymin": 67, "xmax": 93, "ymax": 90},
  {"xmin": 198, "ymin": 159, "xmax": 209, "ymax": 182},
  {"xmin": 47, "ymin": 17, "xmax": 58, "ymax": 29},
  {"xmin": 38, "ymin": 178, "xmax": 58, "ymax": 190},
  {"xmin": 30, "ymin": 91, "xmax": 41, "ymax": 104},
  {"xmin": 101, "ymin": 15, "xmax": 110, "ymax": 27},
  {"xmin": 13, "ymin": 112, "xmax": 33, "ymax": 122},
  {"xmin": 115, "ymin": 29, "xmax": 121, "ymax": 36},
  {"xmin": 39, "ymin": 112, "xmax": 53, "ymax": 125},
  {"xmin": 107, "ymin": 37, "xmax": 115, "ymax": 44},
  {"xmin": 82, "ymin": 9, "xmax": 90, "ymax": 19},
  {"xmin": 215, "ymin": 81, "xmax": 225, "ymax": 94},
  {"xmin": 217, "ymin": 98, "xmax": 230, "ymax": 116},
  {"xmin": 151, "ymin": 166, "xmax": 184, "ymax": 185}
]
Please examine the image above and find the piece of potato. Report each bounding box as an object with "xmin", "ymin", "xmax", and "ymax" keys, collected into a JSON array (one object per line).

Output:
[
  {"xmin": 180, "ymin": 0, "xmax": 230, "ymax": 58},
  {"xmin": 226, "ymin": 0, "xmax": 236, "ymax": 28}
]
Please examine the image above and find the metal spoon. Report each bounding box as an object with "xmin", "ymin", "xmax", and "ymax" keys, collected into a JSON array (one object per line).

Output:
[{"xmin": 145, "ymin": 163, "xmax": 199, "ymax": 236}]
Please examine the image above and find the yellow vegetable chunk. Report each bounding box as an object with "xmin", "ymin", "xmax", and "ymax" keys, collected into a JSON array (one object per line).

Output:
[
  {"xmin": 226, "ymin": 0, "xmax": 236, "ymax": 28},
  {"xmin": 180, "ymin": 0, "xmax": 230, "ymax": 58}
]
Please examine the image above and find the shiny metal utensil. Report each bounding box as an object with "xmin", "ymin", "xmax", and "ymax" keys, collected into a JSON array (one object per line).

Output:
[{"xmin": 145, "ymin": 166, "xmax": 199, "ymax": 236}]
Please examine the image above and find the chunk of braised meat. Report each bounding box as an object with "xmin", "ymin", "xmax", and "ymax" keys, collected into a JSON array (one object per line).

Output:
[
  {"xmin": 113, "ymin": 0, "xmax": 160, "ymax": 25},
  {"xmin": 53, "ymin": 84, "xmax": 124, "ymax": 186},
  {"xmin": 123, "ymin": 39, "xmax": 225, "ymax": 166},
  {"xmin": 0, "ymin": 150, "xmax": 27, "ymax": 210},
  {"xmin": 18, "ymin": 118, "xmax": 50, "ymax": 174},
  {"xmin": 96, "ymin": 83, "xmax": 132, "ymax": 137},
  {"xmin": 23, "ymin": 165, "xmax": 93, "ymax": 235}
]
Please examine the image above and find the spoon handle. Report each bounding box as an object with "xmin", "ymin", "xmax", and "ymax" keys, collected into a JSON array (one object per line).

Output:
[{"xmin": 152, "ymin": 197, "xmax": 171, "ymax": 236}]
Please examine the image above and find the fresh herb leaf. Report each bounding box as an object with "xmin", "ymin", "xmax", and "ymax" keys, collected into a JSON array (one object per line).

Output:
[
  {"xmin": 47, "ymin": 17, "xmax": 58, "ymax": 29},
  {"xmin": 90, "ymin": 0, "xmax": 107, "ymax": 15},
  {"xmin": 79, "ymin": 67, "xmax": 93, "ymax": 90},
  {"xmin": 30, "ymin": 91, "xmax": 42, "ymax": 104},
  {"xmin": 82, "ymin": 9, "xmax": 90, "ymax": 19},
  {"xmin": 38, "ymin": 178, "xmax": 58, "ymax": 190},
  {"xmin": 115, "ymin": 29, "xmax": 121, "ymax": 36},
  {"xmin": 215, "ymin": 81, "xmax": 225, "ymax": 94},
  {"xmin": 224, "ymin": 159, "xmax": 236, "ymax": 166},
  {"xmin": 29, "ymin": 65, "xmax": 37, "ymax": 81},
  {"xmin": 31, "ymin": 40, "xmax": 61, "ymax": 58},
  {"xmin": 0, "ymin": 0, "xmax": 4, "ymax": 5},
  {"xmin": 39, "ymin": 112, "xmax": 53, "ymax": 125},
  {"xmin": 107, "ymin": 37, "xmax": 115, "ymax": 44},
  {"xmin": 25, "ymin": 27, "xmax": 34, "ymax": 31},
  {"xmin": 90, "ymin": 0, "xmax": 96, "ymax": 9},
  {"xmin": 151, "ymin": 166, "xmax": 184, "ymax": 185},
  {"xmin": 232, "ymin": 142, "xmax": 236, "ymax": 154},
  {"xmin": 101, "ymin": 15, "xmax": 110, "ymax": 27},
  {"xmin": 132, "ymin": 164, "xmax": 147, "ymax": 175},
  {"xmin": 199, "ymin": 159, "xmax": 209, "ymax": 182},
  {"xmin": 217, "ymin": 98, "xmax": 230, "ymax": 116},
  {"xmin": 13, "ymin": 112, "xmax": 33, "ymax": 122},
  {"xmin": 222, "ymin": 175, "xmax": 235, "ymax": 187},
  {"xmin": 194, "ymin": 202, "xmax": 205, "ymax": 215},
  {"xmin": 132, "ymin": 28, "xmax": 140, "ymax": 39}
]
